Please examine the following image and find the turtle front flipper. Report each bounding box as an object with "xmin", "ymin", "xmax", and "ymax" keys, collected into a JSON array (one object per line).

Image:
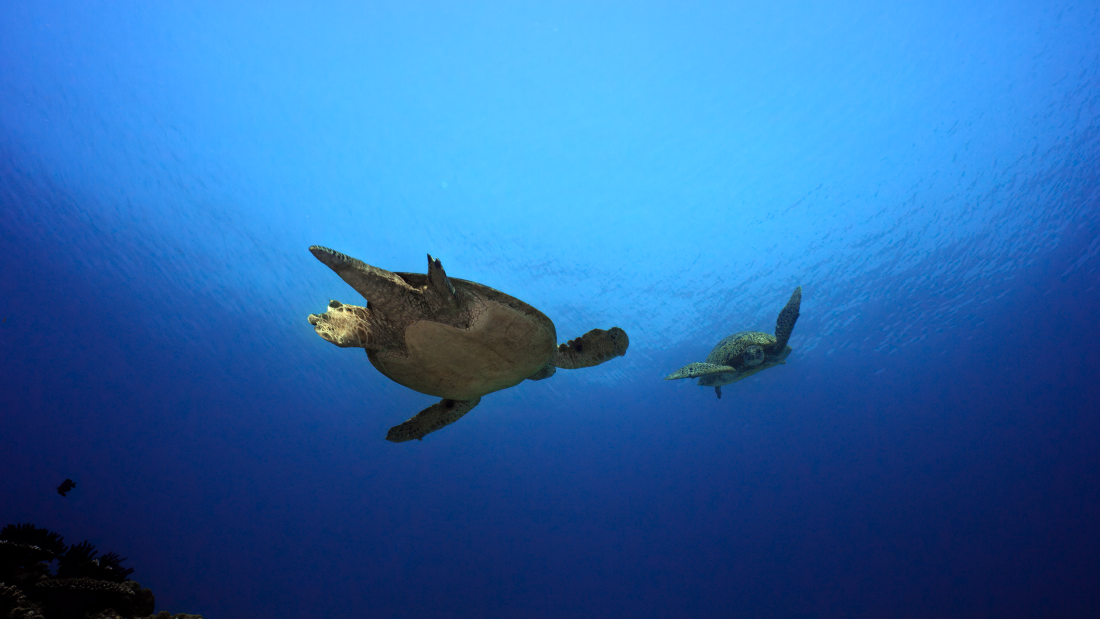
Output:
[
  {"xmin": 308, "ymin": 300, "xmax": 381, "ymax": 349},
  {"xmin": 385, "ymin": 397, "xmax": 482, "ymax": 442},
  {"xmin": 663, "ymin": 362, "xmax": 738, "ymax": 380},
  {"xmin": 309, "ymin": 246, "xmax": 416, "ymax": 316},
  {"xmin": 553, "ymin": 327, "xmax": 629, "ymax": 370},
  {"xmin": 774, "ymin": 286, "xmax": 802, "ymax": 351}
]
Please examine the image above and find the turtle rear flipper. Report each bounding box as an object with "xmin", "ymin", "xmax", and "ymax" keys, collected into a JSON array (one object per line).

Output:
[
  {"xmin": 554, "ymin": 327, "xmax": 629, "ymax": 370},
  {"xmin": 386, "ymin": 397, "xmax": 482, "ymax": 442},
  {"xmin": 310, "ymin": 245, "xmax": 416, "ymax": 316},
  {"xmin": 774, "ymin": 286, "xmax": 802, "ymax": 351},
  {"xmin": 664, "ymin": 362, "xmax": 738, "ymax": 380}
]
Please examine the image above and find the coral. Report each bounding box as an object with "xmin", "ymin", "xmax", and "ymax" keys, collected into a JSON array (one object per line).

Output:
[
  {"xmin": 88, "ymin": 614, "xmax": 203, "ymax": 619},
  {"xmin": 123, "ymin": 581, "xmax": 155, "ymax": 617},
  {"xmin": 37, "ymin": 577, "xmax": 133, "ymax": 617},
  {"xmin": 0, "ymin": 523, "xmax": 201, "ymax": 619},
  {"xmin": 0, "ymin": 526, "xmax": 65, "ymax": 559},
  {"xmin": 1, "ymin": 581, "xmax": 44, "ymax": 619},
  {"xmin": 0, "ymin": 542, "xmax": 51, "ymax": 577},
  {"xmin": 0, "ymin": 526, "xmax": 66, "ymax": 577},
  {"xmin": 56, "ymin": 541, "xmax": 134, "ymax": 583}
]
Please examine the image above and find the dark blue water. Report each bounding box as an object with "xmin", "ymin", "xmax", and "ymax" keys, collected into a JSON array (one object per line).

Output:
[{"xmin": 3, "ymin": 2, "xmax": 1099, "ymax": 617}]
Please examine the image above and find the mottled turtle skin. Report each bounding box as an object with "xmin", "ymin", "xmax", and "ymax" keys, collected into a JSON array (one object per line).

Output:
[
  {"xmin": 307, "ymin": 246, "xmax": 629, "ymax": 442},
  {"xmin": 665, "ymin": 287, "xmax": 801, "ymax": 399}
]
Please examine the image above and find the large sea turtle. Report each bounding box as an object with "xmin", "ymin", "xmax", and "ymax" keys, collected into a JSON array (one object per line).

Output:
[
  {"xmin": 307, "ymin": 246, "xmax": 630, "ymax": 442},
  {"xmin": 664, "ymin": 286, "xmax": 801, "ymax": 399}
]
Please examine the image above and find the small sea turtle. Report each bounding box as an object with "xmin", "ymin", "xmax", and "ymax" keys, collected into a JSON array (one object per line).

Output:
[
  {"xmin": 307, "ymin": 246, "xmax": 629, "ymax": 442},
  {"xmin": 664, "ymin": 286, "xmax": 801, "ymax": 399}
]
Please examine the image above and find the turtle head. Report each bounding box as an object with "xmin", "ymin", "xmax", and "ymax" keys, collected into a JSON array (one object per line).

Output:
[
  {"xmin": 308, "ymin": 300, "xmax": 376, "ymax": 348},
  {"xmin": 743, "ymin": 344, "xmax": 765, "ymax": 367}
]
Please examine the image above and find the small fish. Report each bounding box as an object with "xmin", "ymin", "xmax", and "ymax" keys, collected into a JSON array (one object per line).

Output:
[{"xmin": 57, "ymin": 478, "xmax": 76, "ymax": 497}]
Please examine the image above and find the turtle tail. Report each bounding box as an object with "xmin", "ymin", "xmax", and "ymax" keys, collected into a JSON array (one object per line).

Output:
[{"xmin": 774, "ymin": 286, "xmax": 802, "ymax": 351}]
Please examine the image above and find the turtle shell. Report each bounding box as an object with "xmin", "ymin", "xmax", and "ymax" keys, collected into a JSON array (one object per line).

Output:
[
  {"xmin": 367, "ymin": 274, "xmax": 558, "ymax": 400},
  {"xmin": 706, "ymin": 330, "xmax": 777, "ymax": 369}
]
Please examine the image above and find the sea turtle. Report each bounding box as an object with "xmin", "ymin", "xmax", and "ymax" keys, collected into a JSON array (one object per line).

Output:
[
  {"xmin": 306, "ymin": 246, "xmax": 630, "ymax": 442},
  {"xmin": 664, "ymin": 286, "xmax": 801, "ymax": 399}
]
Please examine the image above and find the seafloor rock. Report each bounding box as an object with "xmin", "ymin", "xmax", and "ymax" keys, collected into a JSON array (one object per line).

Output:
[{"xmin": 0, "ymin": 523, "xmax": 202, "ymax": 619}]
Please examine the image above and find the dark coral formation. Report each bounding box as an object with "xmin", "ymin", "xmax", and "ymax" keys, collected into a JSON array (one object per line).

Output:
[
  {"xmin": 57, "ymin": 542, "xmax": 134, "ymax": 583},
  {"xmin": 0, "ymin": 523, "xmax": 200, "ymax": 619},
  {"xmin": 0, "ymin": 525, "xmax": 66, "ymax": 560}
]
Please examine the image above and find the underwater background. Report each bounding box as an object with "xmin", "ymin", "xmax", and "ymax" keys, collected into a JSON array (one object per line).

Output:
[{"xmin": 2, "ymin": 1, "xmax": 1098, "ymax": 617}]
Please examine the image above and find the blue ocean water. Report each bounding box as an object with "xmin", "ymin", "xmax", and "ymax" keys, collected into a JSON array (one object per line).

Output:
[{"xmin": 2, "ymin": 0, "xmax": 1098, "ymax": 617}]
